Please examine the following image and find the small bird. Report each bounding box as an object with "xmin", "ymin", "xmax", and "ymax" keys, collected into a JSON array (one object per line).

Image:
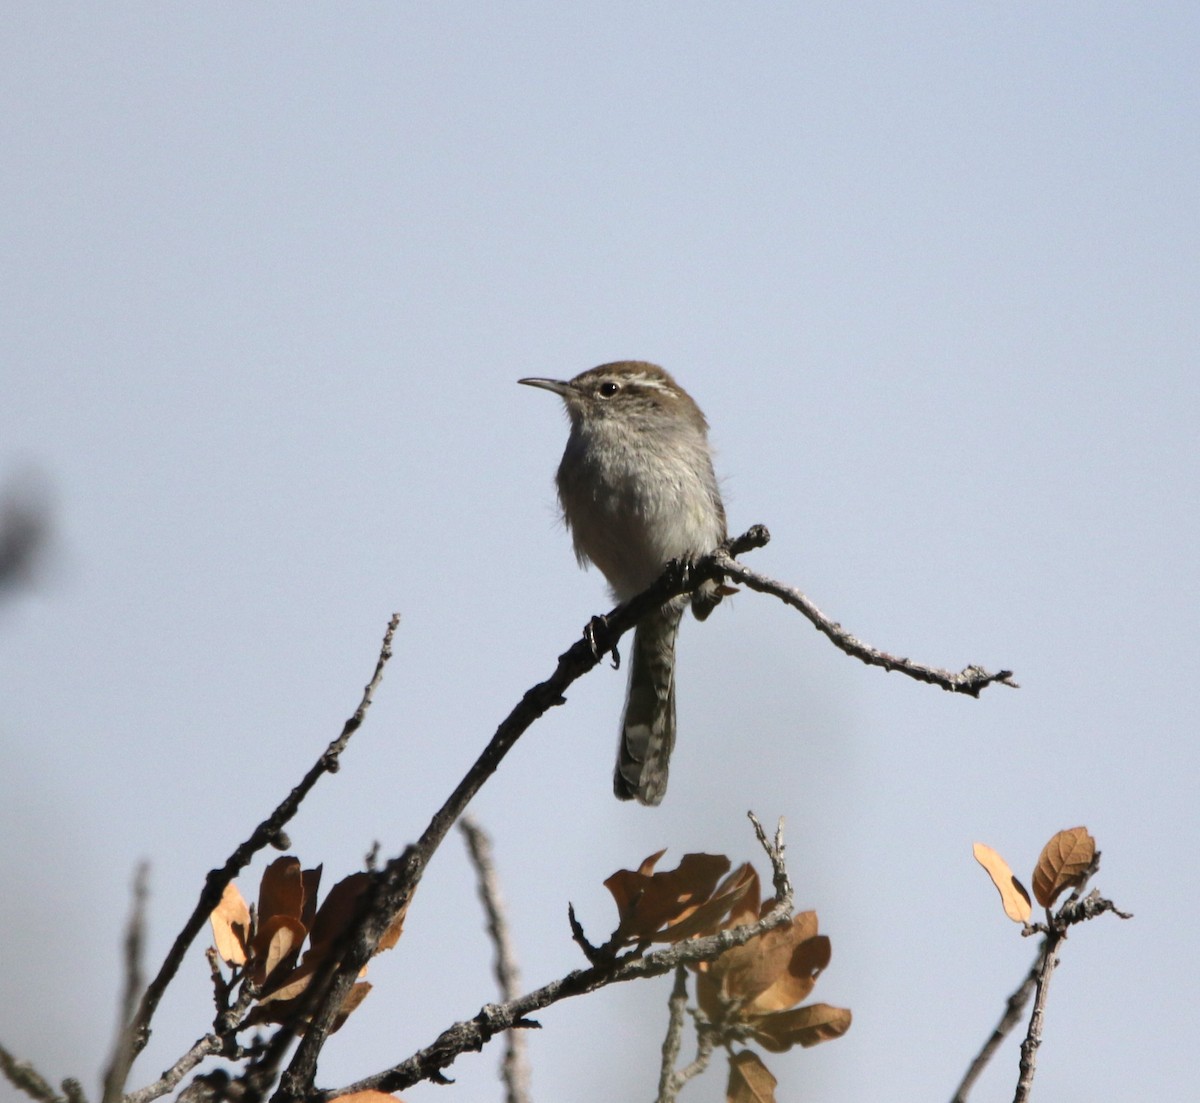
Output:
[{"xmin": 519, "ymin": 361, "xmax": 728, "ymax": 805}]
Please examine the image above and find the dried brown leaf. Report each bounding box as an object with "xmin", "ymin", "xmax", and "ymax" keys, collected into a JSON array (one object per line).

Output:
[
  {"xmin": 604, "ymin": 852, "xmax": 731, "ymax": 943},
  {"xmin": 259, "ymin": 856, "xmax": 305, "ymax": 923},
  {"xmin": 711, "ymin": 922, "xmax": 797, "ymax": 1006},
  {"xmin": 973, "ymin": 843, "xmax": 1034, "ymax": 923},
  {"xmin": 250, "ymin": 915, "xmax": 307, "ymax": 988},
  {"xmin": 722, "ymin": 866, "xmax": 762, "ymax": 930},
  {"xmin": 376, "ymin": 897, "xmax": 409, "ymax": 953},
  {"xmin": 330, "ymin": 981, "xmax": 372, "ymax": 1033},
  {"xmin": 726, "ymin": 1050, "xmax": 777, "ymax": 1103},
  {"xmin": 749, "ymin": 930, "xmax": 830, "ymax": 1013},
  {"xmin": 652, "ymin": 863, "xmax": 756, "ymax": 943},
  {"xmin": 1032, "ymin": 827, "xmax": 1096, "ymax": 908},
  {"xmin": 310, "ymin": 872, "xmax": 371, "ymax": 949},
  {"xmin": 751, "ymin": 1003, "xmax": 853, "ymax": 1052},
  {"xmin": 301, "ymin": 865, "xmax": 323, "ymax": 933},
  {"xmin": 256, "ymin": 958, "xmax": 319, "ymax": 1006},
  {"xmin": 210, "ymin": 882, "xmax": 251, "ymax": 967}
]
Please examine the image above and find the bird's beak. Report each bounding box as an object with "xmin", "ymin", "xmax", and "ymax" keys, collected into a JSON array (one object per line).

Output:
[{"xmin": 518, "ymin": 377, "xmax": 574, "ymax": 397}]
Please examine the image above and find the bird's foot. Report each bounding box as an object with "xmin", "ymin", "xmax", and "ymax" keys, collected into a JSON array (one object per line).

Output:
[{"xmin": 585, "ymin": 615, "xmax": 621, "ymax": 669}]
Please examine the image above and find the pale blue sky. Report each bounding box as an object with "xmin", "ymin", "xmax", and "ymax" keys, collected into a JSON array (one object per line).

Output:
[{"xmin": 2, "ymin": 6, "xmax": 1197, "ymax": 1102}]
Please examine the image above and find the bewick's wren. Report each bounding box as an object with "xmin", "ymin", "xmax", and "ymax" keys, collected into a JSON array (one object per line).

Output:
[{"xmin": 519, "ymin": 361, "xmax": 727, "ymax": 805}]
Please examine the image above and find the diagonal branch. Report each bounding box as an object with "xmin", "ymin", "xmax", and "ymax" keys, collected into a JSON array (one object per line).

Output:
[
  {"xmin": 127, "ymin": 614, "xmax": 401, "ymax": 1060},
  {"xmin": 950, "ymin": 952, "xmax": 1041, "ymax": 1103}
]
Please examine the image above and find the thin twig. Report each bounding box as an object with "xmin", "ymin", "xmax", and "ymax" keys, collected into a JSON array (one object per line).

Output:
[
  {"xmin": 459, "ymin": 816, "xmax": 532, "ymax": 1103},
  {"xmin": 127, "ymin": 614, "xmax": 400, "ymax": 1060},
  {"xmin": 123, "ymin": 1035, "xmax": 222, "ymax": 1103},
  {"xmin": 656, "ymin": 966, "xmax": 690, "ymax": 1103},
  {"xmin": 712, "ymin": 548, "xmax": 1016, "ymax": 695},
  {"xmin": 0, "ymin": 1042, "xmax": 66, "ymax": 1103},
  {"xmin": 656, "ymin": 967, "xmax": 717, "ymax": 1103},
  {"xmin": 101, "ymin": 864, "xmax": 149, "ymax": 1103},
  {"xmin": 950, "ymin": 953, "xmax": 1041, "ymax": 1103},
  {"xmin": 671, "ymin": 1016, "xmax": 716, "ymax": 1093},
  {"xmin": 314, "ymin": 816, "xmax": 793, "ymax": 1101}
]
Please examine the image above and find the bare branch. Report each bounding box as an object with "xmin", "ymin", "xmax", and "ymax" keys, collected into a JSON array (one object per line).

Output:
[
  {"xmin": 123, "ymin": 1036, "xmax": 222, "ymax": 1103},
  {"xmin": 459, "ymin": 815, "xmax": 532, "ymax": 1103},
  {"xmin": 656, "ymin": 966, "xmax": 690, "ymax": 1103},
  {"xmin": 711, "ymin": 544, "xmax": 1016, "ymax": 695},
  {"xmin": 127, "ymin": 614, "xmax": 401, "ymax": 1060},
  {"xmin": 101, "ymin": 865, "xmax": 148, "ymax": 1103},
  {"xmin": 950, "ymin": 954, "xmax": 1040, "ymax": 1103},
  {"xmin": 0, "ymin": 1042, "xmax": 67, "ymax": 1103},
  {"xmin": 656, "ymin": 966, "xmax": 717, "ymax": 1103}
]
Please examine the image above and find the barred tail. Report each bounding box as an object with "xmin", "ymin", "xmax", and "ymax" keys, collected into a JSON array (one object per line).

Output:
[{"xmin": 614, "ymin": 604, "xmax": 682, "ymax": 805}]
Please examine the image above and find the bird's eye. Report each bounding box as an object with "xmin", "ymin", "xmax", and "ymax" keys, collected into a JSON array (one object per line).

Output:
[{"xmin": 598, "ymin": 381, "xmax": 621, "ymax": 397}]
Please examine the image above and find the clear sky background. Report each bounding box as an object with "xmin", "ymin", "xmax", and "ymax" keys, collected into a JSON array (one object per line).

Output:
[{"xmin": 2, "ymin": 5, "xmax": 1196, "ymax": 1102}]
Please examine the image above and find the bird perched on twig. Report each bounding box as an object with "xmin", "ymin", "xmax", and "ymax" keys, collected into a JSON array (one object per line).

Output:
[{"xmin": 520, "ymin": 361, "xmax": 728, "ymax": 805}]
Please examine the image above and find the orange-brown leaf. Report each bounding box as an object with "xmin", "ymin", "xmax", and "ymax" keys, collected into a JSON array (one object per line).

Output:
[
  {"xmin": 210, "ymin": 882, "xmax": 251, "ymax": 967},
  {"xmin": 710, "ymin": 923, "xmax": 797, "ymax": 1006},
  {"xmin": 751, "ymin": 1003, "xmax": 853, "ymax": 1052},
  {"xmin": 713, "ymin": 912, "xmax": 828, "ymax": 1014},
  {"xmin": 330, "ymin": 981, "xmax": 372, "ymax": 1033},
  {"xmin": 652, "ymin": 863, "xmax": 756, "ymax": 943},
  {"xmin": 256, "ymin": 957, "xmax": 319, "ymax": 1005},
  {"xmin": 250, "ymin": 915, "xmax": 306, "ymax": 987},
  {"xmin": 721, "ymin": 865, "xmax": 762, "ymax": 930},
  {"xmin": 259, "ymin": 856, "xmax": 305, "ymax": 924},
  {"xmin": 376, "ymin": 897, "xmax": 410, "ymax": 953},
  {"xmin": 1032, "ymin": 827, "xmax": 1096, "ymax": 908},
  {"xmin": 748, "ymin": 931, "xmax": 830, "ymax": 1013},
  {"xmin": 310, "ymin": 872, "xmax": 371, "ymax": 949},
  {"xmin": 604, "ymin": 852, "xmax": 731, "ymax": 942},
  {"xmin": 726, "ymin": 1050, "xmax": 777, "ymax": 1103},
  {"xmin": 973, "ymin": 843, "xmax": 1033, "ymax": 923},
  {"xmin": 300, "ymin": 865, "xmax": 323, "ymax": 933}
]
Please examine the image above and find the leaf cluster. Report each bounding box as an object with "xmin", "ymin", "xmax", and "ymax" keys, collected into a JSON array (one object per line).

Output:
[
  {"xmin": 210, "ymin": 857, "xmax": 407, "ymax": 1035},
  {"xmin": 973, "ymin": 827, "xmax": 1098, "ymax": 925},
  {"xmin": 602, "ymin": 849, "xmax": 851, "ymax": 1101}
]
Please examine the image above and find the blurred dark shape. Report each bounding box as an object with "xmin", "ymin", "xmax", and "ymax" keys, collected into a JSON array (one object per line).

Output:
[{"xmin": 0, "ymin": 471, "xmax": 53, "ymax": 599}]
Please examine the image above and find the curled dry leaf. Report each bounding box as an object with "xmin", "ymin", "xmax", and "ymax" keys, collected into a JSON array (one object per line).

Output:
[
  {"xmin": 696, "ymin": 905, "xmax": 849, "ymax": 1056},
  {"xmin": 973, "ymin": 842, "xmax": 1033, "ymax": 924},
  {"xmin": 604, "ymin": 851, "xmax": 745, "ymax": 944},
  {"xmin": 258, "ymin": 857, "xmax": 305, "ymax": 924},
  {"xmin": 700, "ymin": 912, "xmax": 825, "ymax": 1015},
  {"xmin": 727, "ymin": 1050, "xmax": 777, "ymax": 1103},
  {"xmin": 250, "ymin": 915, "xmax": 307, "ymax": 989},
  {"xmin": 1032, "ymin": 827, "xmax": 1096, "ymax": 908},
  {"xmin": 211, "ymin": 882, "xmax": 251, "ymax": 967},
  {"xmin": 749, "ymin": 1003, "xmax": 853, "ymax": 1052}
]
